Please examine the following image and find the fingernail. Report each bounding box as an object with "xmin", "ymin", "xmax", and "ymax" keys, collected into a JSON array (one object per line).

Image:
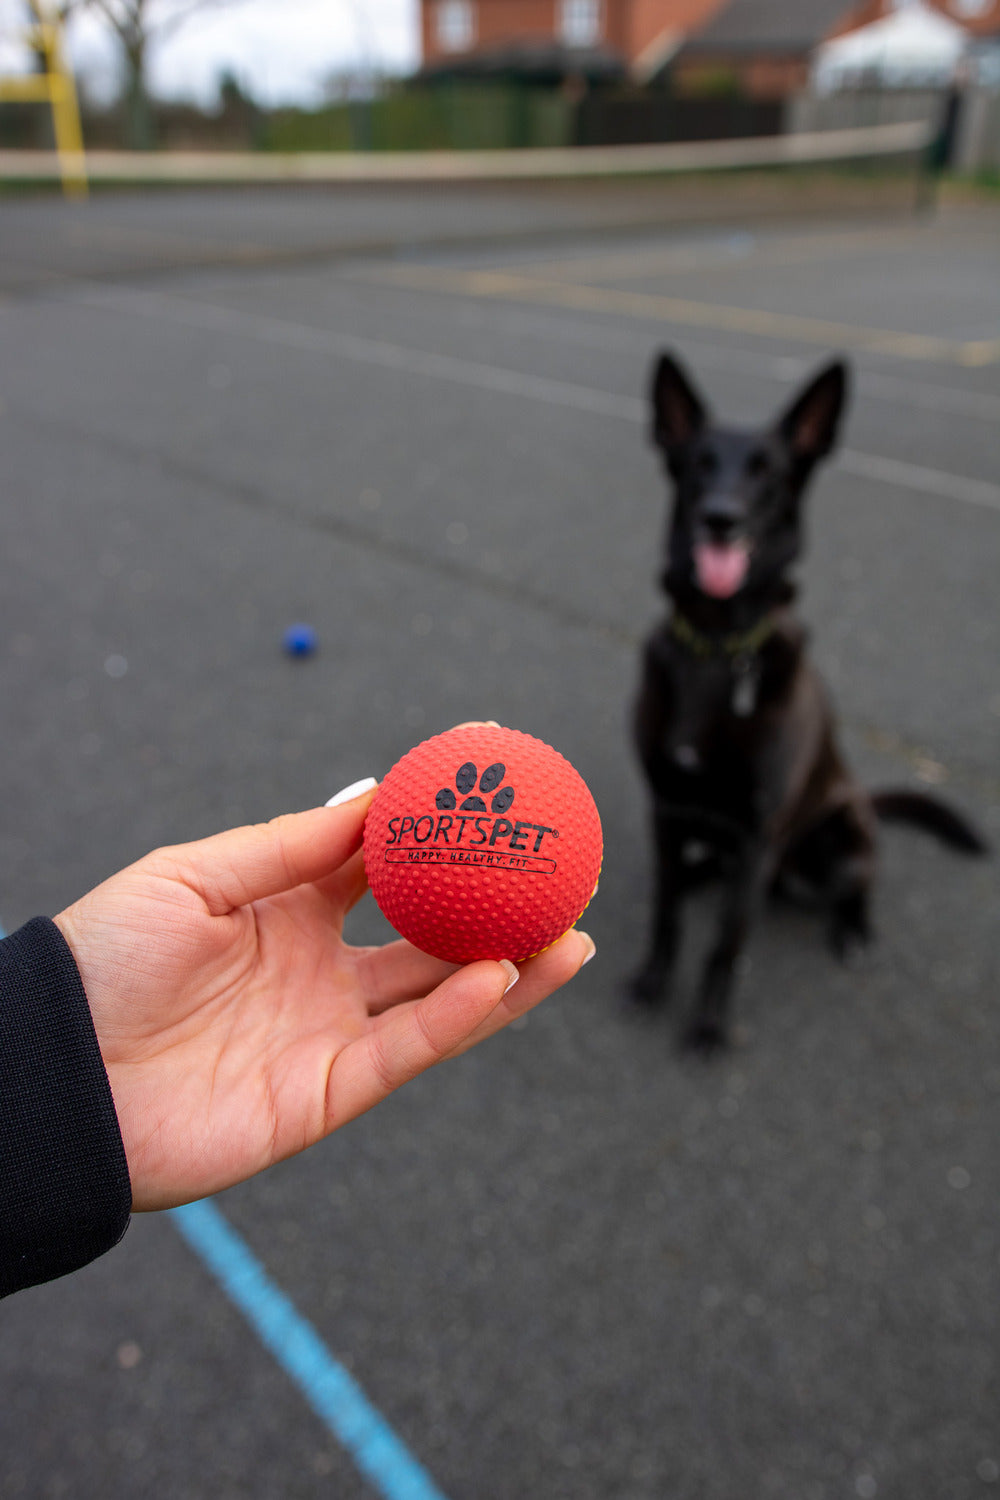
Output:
[
  {"xmin": 499, "ymin": 959, "xmax": 520, "ymax": 994},
  {"xmin": 325, "ymin": 777, "xmax": 377, "ymax": 808},
  {"xmin": 577, "ymin": 931, "xmax": 596, "ymax": 966}
]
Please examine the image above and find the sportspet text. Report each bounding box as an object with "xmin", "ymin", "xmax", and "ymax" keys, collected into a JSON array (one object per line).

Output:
[{"xmin": 384, "ymin": 813, "xmax": 559, "ymax": 854}]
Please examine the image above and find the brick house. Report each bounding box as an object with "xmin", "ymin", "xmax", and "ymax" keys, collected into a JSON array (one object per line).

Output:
[
  {"xmin": 420, "ymin": 0, "xmax": 1000, "ymax": 100},
  {"xmin": 420, "ymin": 0, "xmax": 728, "ymax": 83},
  {"xmin": 670, "ymin": 0, "xmax": 859, "ymax": 98}
]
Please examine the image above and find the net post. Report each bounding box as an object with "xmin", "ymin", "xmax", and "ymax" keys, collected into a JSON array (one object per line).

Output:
[{"xmin": 3, "ymin": 2, "xmax": 89, "ymax": 199}]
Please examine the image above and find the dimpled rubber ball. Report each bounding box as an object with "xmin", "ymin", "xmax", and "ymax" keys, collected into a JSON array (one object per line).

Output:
[
  {"xmin": 283, "ymin": 624, "xmax": 317, "ymax": 657},
  {"xmin": 363, "ymin": 725, "xmax": 602, "ymax": 965}
]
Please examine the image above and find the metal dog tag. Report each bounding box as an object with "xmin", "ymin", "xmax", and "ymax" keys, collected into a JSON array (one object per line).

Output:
[{"xmin": 732, "ymin": 656, "xmax": 759, "ymax": 717}]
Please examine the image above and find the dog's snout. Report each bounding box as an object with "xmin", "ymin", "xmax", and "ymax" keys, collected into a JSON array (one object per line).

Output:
[{"xmin": 699, "ymin": 496, "xmax": 745, "ymax": 538}]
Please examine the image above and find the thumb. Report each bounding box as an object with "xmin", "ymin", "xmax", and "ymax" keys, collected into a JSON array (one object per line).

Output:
[{"xmin": 164, "ymin": 781, "xmax": 378, "ymax": 914}]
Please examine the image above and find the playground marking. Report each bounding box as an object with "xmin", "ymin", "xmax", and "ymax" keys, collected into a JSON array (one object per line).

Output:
[
  {"xmin": 357, "ymin": 263, "xmax": 1000, "ymax": 368},
  {"xmin": 171, "ymin": 1198, "xmax": 450, "ymax": 1500},
  {"xmin": 73, "ymin": 286, "xmax": 1000, "ymax": 515}
]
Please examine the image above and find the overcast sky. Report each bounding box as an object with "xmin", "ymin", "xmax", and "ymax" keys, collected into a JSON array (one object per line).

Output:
[{"xmin": 0, "ymin": 1, "xmax": 420, "ymax": 107}]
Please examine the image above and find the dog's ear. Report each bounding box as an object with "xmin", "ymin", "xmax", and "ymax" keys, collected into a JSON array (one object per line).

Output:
[
  {"xmin": 650, "ymin": 353, "xmax": 706, "ymax": 463},
  {"xmin": 776, "ymin": 360, "xmax": 849, "ymax": 464}
]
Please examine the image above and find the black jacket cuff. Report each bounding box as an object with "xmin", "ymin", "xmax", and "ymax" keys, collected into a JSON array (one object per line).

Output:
[{"xmin": 1, "ymin": 917, "xmax": 132, "ymax": 1297}]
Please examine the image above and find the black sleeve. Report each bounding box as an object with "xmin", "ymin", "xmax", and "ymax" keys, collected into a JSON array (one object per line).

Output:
[{"xmin": 1, "ymin": 917, "xmax": 132, "ymax": 1298}]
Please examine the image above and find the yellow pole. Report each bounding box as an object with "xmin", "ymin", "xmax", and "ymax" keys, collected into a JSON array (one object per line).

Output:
[
  {"xmin": 34, "ymin": 3, "xmax": 88, "ymax": 199},
  {"xmin": 0, "ymin": 2, "xmax": 88, "ymax": 198}
]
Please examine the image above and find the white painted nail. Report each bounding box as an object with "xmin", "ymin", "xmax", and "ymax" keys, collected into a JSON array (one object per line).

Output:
[
  {"xmin": 499, "ymin": 959, "xmax": 520, "ymax": 994},
  {"xmin": 578, "ymin": 932, "xmax": 597, "ymax": 966},
  {"xmin": 325, "ymin": 777, "xmax": 377, "ymax": 808}
]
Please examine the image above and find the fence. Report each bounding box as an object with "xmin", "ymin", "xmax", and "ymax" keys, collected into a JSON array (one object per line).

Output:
[
  {"xmin": 953, "ymin": 87, "xmax": 1000, "ymax": 172},
  {"xmin": 263, "ymin": 87, "xmax": 810, "ymax": 156},
  {"xmin": 7, "ymin": 76, "xmax": 998, "ymax": 173},
  {"xmin": 264, "ymin": 86, "xmax": 575, "ymax": 154},
  {"xmin": 788, "ymin": 86, "xmax": 1000, "ymax": 174},
  {"xmin": 787, "ymin": 87, "xmax": 945, "ymax": 135},
  {"xmin": 574, "ymin": 94, "xmax": 783, "ymax": 147},
  {"xmin": 256, "ymin": 83, "xmax": 1000, "ymax": 170}
]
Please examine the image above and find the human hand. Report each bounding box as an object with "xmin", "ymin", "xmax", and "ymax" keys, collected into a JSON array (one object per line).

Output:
[{"xmin": 53, "ymin": 782, "xmax": 594, "ymax": 1212}]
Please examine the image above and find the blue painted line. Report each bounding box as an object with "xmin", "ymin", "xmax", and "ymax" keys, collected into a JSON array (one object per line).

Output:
[{"xmin": 171, "ymin": 1198, "xmax": 449, "ymax": 1500}]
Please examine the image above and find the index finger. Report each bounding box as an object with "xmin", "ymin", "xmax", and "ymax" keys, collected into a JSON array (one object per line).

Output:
[{"xmin": 161, "ymin": 793, "xmax": 378, "ymax": 915}]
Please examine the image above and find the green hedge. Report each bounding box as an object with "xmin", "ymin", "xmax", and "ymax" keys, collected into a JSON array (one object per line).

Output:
[{"xmin": 261, "ymin": 85, "xmax": 575, "ymax": 153}]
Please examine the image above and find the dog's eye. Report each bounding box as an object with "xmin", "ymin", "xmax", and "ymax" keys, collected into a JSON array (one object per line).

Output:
[
  {"xmin": 695, "ymin": 451, "xmax": 718, "ymax": 478},
  {"xmin": 745, "ymin": 451, "xmax": 770, "ymax": 479}
]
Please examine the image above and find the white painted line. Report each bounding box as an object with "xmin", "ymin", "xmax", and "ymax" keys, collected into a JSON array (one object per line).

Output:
[
  {"xmin": 852, "ymin": 370, "xmax": 1000, "ymax": 425},
  {"xmin": 71, "ymin": 285, "xmax": 1000, "ymax": 517},
  {"xmin": 836, "ymin": 449, "xmax": 1000, "ymax": 513},
  {"xmin": 329, "ymin": 294, "xmax": 1000, "ymax": 424},
  {"xmin": 73, "ymin": 284, "xmax": 646, "ymax": 422}
]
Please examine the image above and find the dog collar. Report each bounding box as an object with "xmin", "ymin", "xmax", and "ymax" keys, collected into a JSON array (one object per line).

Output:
[
  {"xmin": 669, "ymin": 609, "xmax": 780, "ymax": 718},
  {"xmin": 668, "ymin": 609, "xmax": 779, "ymax": 661}
]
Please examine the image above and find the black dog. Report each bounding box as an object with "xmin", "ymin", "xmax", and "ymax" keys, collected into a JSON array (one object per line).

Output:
[{"xmin": 631, "ymin": 351, "xmax": 987, "ymax": 1052}]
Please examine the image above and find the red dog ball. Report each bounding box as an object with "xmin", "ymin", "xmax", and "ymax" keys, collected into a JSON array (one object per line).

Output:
[{"xmin": 363, "ymin": 725, "xmax": 602, "ymax": 964}]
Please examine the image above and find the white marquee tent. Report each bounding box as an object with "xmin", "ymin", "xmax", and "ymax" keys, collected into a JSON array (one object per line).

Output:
[{"xmin": 813, "ymin": 2, "xmax": 970, "ymax": 89}]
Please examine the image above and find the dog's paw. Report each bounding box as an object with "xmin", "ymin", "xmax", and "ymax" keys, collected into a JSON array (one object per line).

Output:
[
  {"xmin": 680, "ymin": 1016, "xmax": 728, "ymax": 1056},
  {"xmin": 829, "ymin": 920, "xmax": 875, "ymax": 970},
  {"xmin": 624, "ymin": 965, "xmax": 673, "ymax": 1010}
]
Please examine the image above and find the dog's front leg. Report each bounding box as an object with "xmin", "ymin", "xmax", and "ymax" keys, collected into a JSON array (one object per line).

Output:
[
  {"xmin": 684, "ymin": 839, "xmax": 769, "ymax": 1053},
  {"xmin": 630, "ymin": 805, "xmax": 685, "ymax": 1007}
]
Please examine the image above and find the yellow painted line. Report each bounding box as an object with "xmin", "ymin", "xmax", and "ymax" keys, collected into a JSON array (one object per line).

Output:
[
  {"xmin": 360, "ymin": 264, "xmax": 999, "ymax": 367},
  {"xmin": 491, "ymin": 225, "xmax": 909, "ymax": 285},
  {"xmin": 960, "ymin": 339, "xmax": 1000, "ymax": 367}
]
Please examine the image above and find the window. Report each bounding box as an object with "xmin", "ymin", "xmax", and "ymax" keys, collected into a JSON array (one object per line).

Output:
[
  {"xmin": 559, "ymin": 0, "xmax": 603, "ymax": 48},
  {"xmin": 436, "ymin": 0, "xmax": 475, "ymax": 53}
]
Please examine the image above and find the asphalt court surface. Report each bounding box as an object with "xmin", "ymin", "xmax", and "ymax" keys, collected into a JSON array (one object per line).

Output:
[{"xmin": 1, "ymin": 182, "xmax": 998, "ymax": 1500}]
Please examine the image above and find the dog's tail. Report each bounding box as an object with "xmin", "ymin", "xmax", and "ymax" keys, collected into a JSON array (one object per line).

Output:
[{"xmin": 871, "ymin": 789, "xmax": 989, "ymax": 855}]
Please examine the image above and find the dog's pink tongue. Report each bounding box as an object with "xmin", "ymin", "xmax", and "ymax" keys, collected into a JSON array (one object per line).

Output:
[{"xmin": 694, "ymin": 541, "xmax": 750, "ymax": 599}]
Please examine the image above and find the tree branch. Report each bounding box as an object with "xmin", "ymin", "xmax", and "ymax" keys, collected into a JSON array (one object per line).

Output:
[
  {"xmin": 80, "ymin": 0, "xmax": 249, "ymax": 48},
  {"xmin": 154, "ymin": 0, "xmax": 247, "ymax": 44}
]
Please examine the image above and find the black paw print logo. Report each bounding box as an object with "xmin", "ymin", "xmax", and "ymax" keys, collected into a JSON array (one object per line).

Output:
[{"xmin": 436, "ymin": 761, "xmax": 515, "ymax": 815}]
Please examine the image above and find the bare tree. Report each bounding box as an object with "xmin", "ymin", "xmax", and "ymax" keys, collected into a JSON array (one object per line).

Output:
[
  {"xmin": 87, "ymin": 0, "xmax": 245, "ymax": 148},
  {"xmin": 24, "ymin": 0, "xmax": 87, "ymax": 72}
]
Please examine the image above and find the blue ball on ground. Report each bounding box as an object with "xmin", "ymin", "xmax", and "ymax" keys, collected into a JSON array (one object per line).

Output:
[{"xmin": 283, "ymin": 624, "xmax": 318, "ymax": 658}]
